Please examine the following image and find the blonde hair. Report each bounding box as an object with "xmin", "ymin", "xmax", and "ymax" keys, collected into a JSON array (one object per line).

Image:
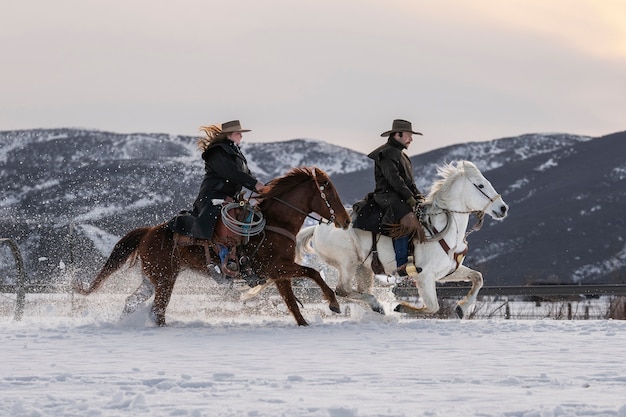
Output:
[{"xmin": 197, "ymin": 124, "xmax": 225, "ymax": 152}]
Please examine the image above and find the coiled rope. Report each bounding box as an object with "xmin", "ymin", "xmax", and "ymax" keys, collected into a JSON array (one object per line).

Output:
[{"xmin": 220, "ymin": 202, "xmax": 266, "ymax": 237}]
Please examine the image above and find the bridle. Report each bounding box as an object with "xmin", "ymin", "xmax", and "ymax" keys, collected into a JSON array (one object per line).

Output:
[
  {"xmin": 269, "ymin": 167, "xmax": 336, "ymax": 226},
  {"xmin": 424, "ymin": 175, "xmax": 501, "ymax": 240},
  {"xmin": 246, "ymin": 168, "xmax": 337, "ymax": 248},
  {"xmin": 417, "ymin": 175, "xmax": 501, "ymax": 273},
  {"xmin": 471, "ymin": 181, "xmax": 502, "ymax": 214}
]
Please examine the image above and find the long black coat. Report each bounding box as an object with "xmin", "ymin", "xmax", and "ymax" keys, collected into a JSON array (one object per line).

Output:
[
  {"xmin": 368, "ymin": 138, "xmax": 421, "ymax": 225},
  {"xmin": 168, "ymin": 140, "xmax": 259, "ymax": 239}
]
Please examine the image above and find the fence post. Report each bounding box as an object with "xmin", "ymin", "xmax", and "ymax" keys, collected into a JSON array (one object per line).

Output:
[
  {"xmin": 0, "ymin": 238, "xmax": 27, "ymax": 321},
  {"xmin": 567, "ymin": 303, "xmax": 572, "ymax": 320},
  {"xmin": 505, "ymin": 301, "xmax": 510, "ymax": 319},
  {"xmin": 68, "ymin": 222, "xmax": 76, "ymax": 313}
]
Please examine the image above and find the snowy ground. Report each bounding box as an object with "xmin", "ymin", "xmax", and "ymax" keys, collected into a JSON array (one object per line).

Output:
[{"xmin": 2, "ymin": 277, "xmax": 626, "ymax": 417}]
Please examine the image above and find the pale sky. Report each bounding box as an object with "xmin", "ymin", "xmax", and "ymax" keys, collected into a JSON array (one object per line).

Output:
[{"xmin": 2, "ymin": 0, "xmax": 625, "ymax": 155}]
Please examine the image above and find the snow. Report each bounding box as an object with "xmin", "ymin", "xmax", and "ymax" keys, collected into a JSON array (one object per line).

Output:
[
  {"xmin": 572, "ymin": 243, "xmax": 626, "ymax": 283},
  {"xmin": 2, "ymin": 291, "xmax": 626, "ymax": 417},
  {"xmin": 609, "ymin": 165, "xmax": 626, "ymax": 181},
  {"xmin": 535, "ymin": 158, "xmax": 558, "ymax": 172},
  {"xmin": 74, "ymin": 224, "xmax": 120, "ymax": 256}
]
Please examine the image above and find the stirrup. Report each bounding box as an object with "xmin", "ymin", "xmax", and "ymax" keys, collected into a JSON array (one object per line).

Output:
[
  {"xmin": 207, "ymin": 263, "xmax": 230, "ymax": 285},
  {"xmin": 405, "ymin": 256, "xmax": 419, "ymax": 277}
]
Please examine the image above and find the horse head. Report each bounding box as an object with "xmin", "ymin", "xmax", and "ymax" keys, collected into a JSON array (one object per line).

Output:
[
  {"xmin": 428, "ymin": 161, "xmax": 508, "ymax": 220},
  {"xmin": 308, "ymin": 167, "xmax": 351, "ymax": 229},
  {"xmin": 259, "ymin": 167, "xmax": 351, "ymax": 229}
]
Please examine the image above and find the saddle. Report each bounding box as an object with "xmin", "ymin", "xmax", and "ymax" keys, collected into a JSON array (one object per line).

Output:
[
  {"xmin": 367, "ymin": 231, "xmax": 418, "ymax": 277},
  {"xmin": 173, "ymin": 204, "xmax": 248, "ymax": 277},
  {"xmin": 352, "ymin": 194, "xmax": 424, "ymax": 277}
]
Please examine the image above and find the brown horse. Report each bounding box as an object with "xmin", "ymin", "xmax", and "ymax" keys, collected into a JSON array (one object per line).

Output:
[{"xmin": 74, "ymin": 166, "xmax": 351, "ymax": 326}]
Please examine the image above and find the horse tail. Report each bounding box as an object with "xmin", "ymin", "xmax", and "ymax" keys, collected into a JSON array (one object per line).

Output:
[
  {"xmin": 74, "ymin": 227, "xmax": 150, "ymax": 295},
  {"xmin": 295, "ymin": 225, "xmax": 316, "ymax": 264}
]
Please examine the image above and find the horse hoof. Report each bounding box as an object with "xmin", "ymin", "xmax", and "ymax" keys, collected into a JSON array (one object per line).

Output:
[
  {"xmin": 329, "ymin": 305, "xmax": 341, "ymax": 314},
  {"xmin": 393, "ymin": 303, "xmax": 416, "ymax": 315},
  {"xmin": 455, "ymin": 305, "xmax": 464, "ymax": 319},
  {"xmin": 373, "ymin": 306, "xmax": 385, "ymax": 315}
]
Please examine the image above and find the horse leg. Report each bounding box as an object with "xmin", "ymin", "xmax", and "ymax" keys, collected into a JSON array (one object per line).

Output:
[
  {"xmin": 331, "ymin": 262, "xmax": 385, "ymax": 315},
  {"xmin": 352, "ymin": 264, "xmax": 385, "ymax": 314},
  {"xmin": 394, "ymin": 275, "xmax": 440, "ymax": 316},
  {"xmin": 141, "ymin": 255, "xmax": 178, "ymax": 327},
  {"xmin": 122, "ymin": 277, "xmax": 155, "ymax": 316},
  {"xmin": 326, "ymin": 263, "xmax": 360, "ymax": 306},
  {"xmin": 293, "ymin": 265, "xmax": 340, "ymax": 314},
  {"xmin": 150, "ymin": 276, "xmax": 176, "ymax": 327},
  {"xmin": 274, "ymin": 279, "xmax": 309, "ymax": 326},
  {"xmin": 438, "ymin": 265, "xmax": 483, "ymax": 319},
  {"xmin": 355, "ymin": 263, "xmax": 374, "ymax": 294}
]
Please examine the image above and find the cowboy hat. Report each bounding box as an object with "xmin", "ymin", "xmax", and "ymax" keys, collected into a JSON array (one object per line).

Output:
[
  {"xmin": 220, "ymin": 120, "xmax": 251, "ymax": 134},
  {"xmin": 380, "ymin": 119, "xmax": 423, "ymax": 137}
]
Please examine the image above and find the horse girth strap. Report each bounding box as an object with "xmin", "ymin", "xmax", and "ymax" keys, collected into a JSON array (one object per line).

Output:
[
  {"xmin": 264, "ymin": 225, "xmax": 297, "ymax": 243},
  {"xmin": 427, "ymin": 222, "xmax": 451, "ymax": 253},
  {"xmin": 369, "ymin": 231, "xmax": 385, "ymax": 275},
  {"xmin": 429, "ymin": 223, "xmax": 468, "ymax": 270}
]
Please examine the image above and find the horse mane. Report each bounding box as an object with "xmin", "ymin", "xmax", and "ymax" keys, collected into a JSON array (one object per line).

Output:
[
  {"xmin": 427, "ymin": 161, "xmax": 477, "ymax": 208},
  {"xmin": 258, "ymin": 167, "xmax": 318, "ymax": 202}
]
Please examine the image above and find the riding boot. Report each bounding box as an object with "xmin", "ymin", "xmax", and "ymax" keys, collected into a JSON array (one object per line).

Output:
[
  {"xmin": 216, "ymin": 243, "xmax": 239, "ymax": 276},
  {"xmin": 237, "ymin": 245, "xmax": 266, "ymax": 288},
  {"xmin": 392, "ymin": 235, "xmax": 417, "ymax": 287}
]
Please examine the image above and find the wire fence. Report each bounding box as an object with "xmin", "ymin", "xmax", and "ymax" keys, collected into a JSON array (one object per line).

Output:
[{"xmin": 2, "ymin": 235, "xmax": 626, "ymax": 321}]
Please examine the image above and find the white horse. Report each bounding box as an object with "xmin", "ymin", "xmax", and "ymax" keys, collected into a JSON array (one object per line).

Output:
[{"xmin": 295, "ymin": 160, "xmax": 509, "ymax": 318}]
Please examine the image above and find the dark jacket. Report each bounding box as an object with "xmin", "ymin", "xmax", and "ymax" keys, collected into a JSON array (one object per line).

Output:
[
  {"xmin": 194, "ymin": 140, "xmax": 258, "ymax": 205},
  {"xmin": 168, "ymin": 140, "xmax": 259, "ymax": 239},
  {"xmin": 368, "ymin": 137, "xmax": 421, "ymax": 225}
]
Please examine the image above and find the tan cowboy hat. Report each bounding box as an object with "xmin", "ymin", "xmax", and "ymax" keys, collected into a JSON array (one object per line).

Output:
[
  {"xmin": 380, "ymin": 119, "xmax": 423, "ymax": 137},
  {"xmin": 220, "ymin": 120, "xmax": 251, "ymax": 134}
]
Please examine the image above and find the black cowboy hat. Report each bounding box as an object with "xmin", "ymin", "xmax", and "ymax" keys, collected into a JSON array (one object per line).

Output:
[{"xmin": 380, "ymin": 119, "xmax": 423, "ymax": 137}]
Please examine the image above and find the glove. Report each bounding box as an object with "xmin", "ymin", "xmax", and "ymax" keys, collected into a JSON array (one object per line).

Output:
[{"xmin": 406, "ymin": 197, "xmax": 417, "ymax": 208}]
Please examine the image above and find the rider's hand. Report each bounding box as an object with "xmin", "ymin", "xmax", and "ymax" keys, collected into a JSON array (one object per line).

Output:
[{"xmin": 406, "ymin": 197, "xmax": 417, "ymax": 208}]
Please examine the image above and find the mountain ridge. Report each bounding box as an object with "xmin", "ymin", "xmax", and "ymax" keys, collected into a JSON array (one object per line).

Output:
[{"xmin": 1, "ymin": 128, "xmax": 624, "ymax": 287}]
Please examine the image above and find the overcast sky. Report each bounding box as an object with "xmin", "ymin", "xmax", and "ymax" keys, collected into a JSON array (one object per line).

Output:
[{"xmin": 2, "ymin": 0, "xmax": 625, "ymax": 155}]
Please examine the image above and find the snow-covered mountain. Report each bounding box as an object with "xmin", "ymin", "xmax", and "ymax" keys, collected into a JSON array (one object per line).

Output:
[{"xmin": 1, "ymin": 128, "xmax": 624, "ymax": 287}]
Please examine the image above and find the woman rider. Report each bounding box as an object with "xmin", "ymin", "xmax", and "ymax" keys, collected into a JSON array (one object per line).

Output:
[{"xmin": 167, "ymin": 120, "xmax": 265, "ymax": 286}]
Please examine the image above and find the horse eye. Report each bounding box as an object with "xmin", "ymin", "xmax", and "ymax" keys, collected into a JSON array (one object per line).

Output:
[{"xmin": 478, "ymin": 184, "xmax": 484, "ymax": 189}]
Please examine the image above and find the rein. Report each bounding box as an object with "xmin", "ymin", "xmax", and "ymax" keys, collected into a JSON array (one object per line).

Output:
[
  {"xmin": 421, "ymin": 175, "xmax": 496, "ymax": 269},
  {"xmin": 268, "ymin": 167, "xmax": 336, "ymax": 226},
  {"xmin": 422, "ymin": 176, "xmax": 497, "ymax": 241},
  {"xmin": 247, "ymin": 168, "xmax": 338, "ymax": 246},
  {"xmin": 422, "ymin": 209, "xmax": 484, "ymax": 242},
  {"xmin": 270, "ymin": 196, "xmax": 329, "ymax": 225}
]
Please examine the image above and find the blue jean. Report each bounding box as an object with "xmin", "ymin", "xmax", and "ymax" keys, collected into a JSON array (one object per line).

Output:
[{"xmin": 392, "ymin": 235, "xmax": 409, "ymax": 267}]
